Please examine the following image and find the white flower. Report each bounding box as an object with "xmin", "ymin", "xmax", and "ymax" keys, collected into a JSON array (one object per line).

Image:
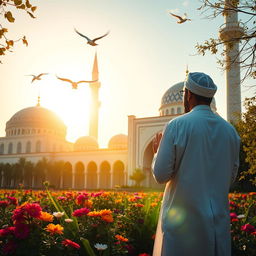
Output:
[
  {"xmin": 94, "ymin": 243, "xmax": 108, "ymax": 250},
  {"xmin": 64, "ymin": 218, "xmax": 73, "ymax": 223},
  {"xmin": 237, "ymin": 214, "xmax": 245, "ymax": 219},
  {"xmin": 53, "ymin": 212, "xmax": 65, "ymax": 218}
]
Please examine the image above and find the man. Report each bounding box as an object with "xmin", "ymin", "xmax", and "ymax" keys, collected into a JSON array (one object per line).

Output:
[{"xmin": 152, "ymin": 72, "xmax": 240, "ymax": 256}]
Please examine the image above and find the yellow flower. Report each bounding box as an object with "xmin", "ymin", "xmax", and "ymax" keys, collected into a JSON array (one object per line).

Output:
[
  {"xmin": 38, "ymin": 211, "xmax": 53, "ymax": 222},
  {"xmin": 45, "ymin": 223, "xmax": 64, "ymax": 235}
]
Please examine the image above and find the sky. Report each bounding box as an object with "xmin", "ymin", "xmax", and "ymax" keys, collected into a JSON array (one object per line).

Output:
[{"xmin": 0, "ymin": 0, "xmax": 254, "ymax": 148}]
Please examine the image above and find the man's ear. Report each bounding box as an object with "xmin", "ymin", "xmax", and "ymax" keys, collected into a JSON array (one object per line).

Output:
[{"xmin": 187, "ymin": 90, "xmax": 193, "ymax": 101}]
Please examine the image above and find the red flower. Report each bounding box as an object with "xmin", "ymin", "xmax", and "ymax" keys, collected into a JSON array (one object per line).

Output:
[
  {"xmin": 241, "ymin": 224, "xmax": 256, "ymax": 234},
  {"xmin": 0, "ymin": 200, "xmax": 9, "ymax": 208},
  {"xmin": 14, "ymin": 223, "xmax": 30, "ymax": 239},
  {"xmin": 24, "ymin": 203, "xmax": 42, "ymax": 218},
  {"xmin": 0, "ymin": 227, "xmax": 15, "ymax": 237},
  {"xmin": 12, "ymin": 208, "xmax": 25, "ymax": 223},
  {"xmin": 6, "ymin": 196, "xmax": 17, "ymax": 206},
  {"xmin": 72, "ymin": 208, "xmax": 90, "ymax": 217},
  {"xmin": 62, "ymin": 239, "xmax": 80, "ymax": 249}
]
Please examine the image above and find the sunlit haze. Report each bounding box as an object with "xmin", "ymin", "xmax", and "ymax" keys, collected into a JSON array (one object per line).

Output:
[{"xmin": 0, "ymin": 0, "xmax": 254, "ymax": 147}]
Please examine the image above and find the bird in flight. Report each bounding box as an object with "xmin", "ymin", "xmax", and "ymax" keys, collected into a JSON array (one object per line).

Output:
[
  {"xmin": 74, "ymin": 28, "xmax": 109, "ymax": 46},
  {"xmin": 27, "ymin": 73, "xmax": 48, "ymax": 83},
  {"xmin": 169, "ymin": 13, "xmax": 191, "ymax": 24},
  {"xmin": 56, "ymin": 75, "xmax": 97, "ymax": 89}
]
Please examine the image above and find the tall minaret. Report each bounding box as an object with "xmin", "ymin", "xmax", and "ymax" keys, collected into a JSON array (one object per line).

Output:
[
  {"xmin": 89, "ymin": 53, "xmax": 101, "ymax": 140},
  {"xmin": 219, "ymin": 0, "xmax": 243, "ymax": 123}
]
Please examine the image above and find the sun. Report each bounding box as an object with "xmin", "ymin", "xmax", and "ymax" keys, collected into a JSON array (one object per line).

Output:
[{"xmin": 39, "ymin": 78, "xmax": 92, "ymax": 143}]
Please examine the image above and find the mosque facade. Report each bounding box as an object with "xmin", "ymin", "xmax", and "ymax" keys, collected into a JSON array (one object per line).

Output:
[{"xmin": 0, "ymin": 57, "xmax": 217, "ymax": 190}]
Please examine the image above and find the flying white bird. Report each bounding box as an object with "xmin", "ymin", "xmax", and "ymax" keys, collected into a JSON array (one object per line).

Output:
[
  {"xmin": 26, "ymin": 73, "xmax": 48, "ymax": 83},
  {"xmin": 169, "ymin": 13, "xmax": 191, "ymax": 24},
  {"xmin": 74, "ymin": 28, "xmax": 109, "ymax": 46},
  {"xmin": 56, "ymin": 75, "xmax": 97, "ymax": 89}
]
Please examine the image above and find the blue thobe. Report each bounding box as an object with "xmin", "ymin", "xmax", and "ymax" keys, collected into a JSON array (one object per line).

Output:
[{"xmin": 152, "ymin": 105, "xmax": 240, "ymax": 256}]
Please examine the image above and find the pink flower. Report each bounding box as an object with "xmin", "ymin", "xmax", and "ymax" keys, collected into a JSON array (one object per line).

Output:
[
  {"xmin": 14, "ymin": 223, "xmax": 30, "ymax": 239},
  {"xmin": 241, "ymin": 224, "xmax": 256, "ymax": 234},
  {"xmin": 72, "ymin": 208, "xmax": 90, "ymax": 217},
  {"xmin": 76, "ymin": 194, "xmax": 89, "ymax": 205},
  {"xmin": 138, "ymin": 254, "xmax": 151, "ymax": 256},
  {"xmin": 0, "ymin": 200, "xmax": 9, "ymax": 208},
  {"xmin": 230, "ymin": 212, "xmax": 237, "ymax": 220}
]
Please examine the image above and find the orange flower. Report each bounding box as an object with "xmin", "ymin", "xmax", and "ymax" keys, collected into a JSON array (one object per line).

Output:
[
  {"xmin": 115, "ymin": 199, "xmax": 122, "ymax": 204},
  {"xmin": 88, "ymin": 211, "xmax": 101, "ymax": 217},
  {"xmin": 115, "ymin": 234, "xmax": 128, "ymax": 242},
  {"xmin": 101, "ymin": 214, "xmax": 114, "ymax": 223},
  {"xmin": 150, "ymin": 202, "xmax": 157, "ymax": 207},
  {"xmin": 84, "ymin": 199, "xmax": 93, "ymax": 208},
  {"xmin": 134, "ymin": 203, "xmax": 144, "ymax": 207},
  {"xmin": 45, "ymin": 223, "xmax": 63, "ymax": 235},
  {"xmin": 38, "ymin": 211, "xmax": 53, "ymax": 222},
  {"xmin": 99, "ymin": 209, "xmax": 112, "ymax": 215}
]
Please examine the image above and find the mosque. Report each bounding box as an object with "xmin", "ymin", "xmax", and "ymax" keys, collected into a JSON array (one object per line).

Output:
[{"xmin": 0, "ymin": 4, "xmax": 242, "ymax": 189}]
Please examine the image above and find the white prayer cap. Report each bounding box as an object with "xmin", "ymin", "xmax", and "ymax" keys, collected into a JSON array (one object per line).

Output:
[{"xmin": 184, "ymin": 72, "xmax": 217, "ymax": 98}]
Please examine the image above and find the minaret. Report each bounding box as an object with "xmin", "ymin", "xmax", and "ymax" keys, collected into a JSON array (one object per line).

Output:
[
  {"xmin": 219, "ymin": 0, "xmax": 243, "ymax": 123},
  {"xmin": 89, "ymin": 53, "xmax": 101, "ymax": 140}
]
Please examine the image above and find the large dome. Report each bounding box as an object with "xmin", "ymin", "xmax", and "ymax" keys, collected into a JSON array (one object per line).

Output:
[
  {"xmin": 160, "ymin": 82, "xmax": 184, "ymax": 116},
  {"xmin": 108, "ymin": 134, "xmax": 128, "ymax": 150},
  {"xmin": 74, "ymin": 136, "xmax": 99, "ymax": 151},
  {"xmin": 5, "ymin": 106, "xmax": 66, "ymax": 138},
  {"xmin": 161, "ymin": 82, "xmax": 184, "ymax": 106}
]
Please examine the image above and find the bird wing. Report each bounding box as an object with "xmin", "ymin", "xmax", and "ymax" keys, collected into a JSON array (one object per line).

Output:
[
  {"xmin": 38, "ymin": 73, "xmax": 48, "ymax": 78},
  {"xmin": 170, "ymin": 13, "xmax": 183, "ymax": 21},
  {"xmin": 56, "ymin": 76, "xmax": 73, "ymax": 84},
  {"xmin": 74, "ymin": 28, "xmax": 91, "ymax": 41},
  {"xmin": 93, "ymin": 31, "xmax": 110, "ymax": 42}
]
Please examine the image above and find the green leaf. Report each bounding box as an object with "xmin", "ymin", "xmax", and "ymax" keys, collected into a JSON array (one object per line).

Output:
[
  {"xmin": 80, "ymin": 238, "xmax": 96, "ymax": 256},
  {"xmin": 4, "ymin": 11, "xmax": 15, "ymax": 23}
]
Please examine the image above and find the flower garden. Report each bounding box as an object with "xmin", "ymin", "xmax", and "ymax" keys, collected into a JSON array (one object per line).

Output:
[{"xmin": 0, "ymin": 187, "xmax": 255, "ymax": 256}]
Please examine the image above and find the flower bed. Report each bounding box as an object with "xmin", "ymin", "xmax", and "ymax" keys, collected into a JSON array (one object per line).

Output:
[{"xmin": 0, "ymin": 189, "xmax": 255, "ymax": 255}]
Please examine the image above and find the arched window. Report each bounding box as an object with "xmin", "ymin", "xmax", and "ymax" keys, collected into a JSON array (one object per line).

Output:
[
  {"xmin": 75, "ymin": 162, "xmax": 85, "ymax": 189},
  {"xmin": 36, "ymin": 141, "xmax": 41, "ymax": 153},
  {"xmin": 18, "ymin": 129, "xmax": 20, "ymax": 135},
  {"xmin": 171, "ymin": 108, "xmax": 175, "ymax": 115},
  {"xmin": 8, "ymin": 143, "xmax": 13, "ymax": 154},
  {"xmin": 113, "ymin": 160, "xmax": 125, "ymax": 187},
  {"xmin": 165, "ymin": 109, "xmax": 169, "ymax": 115},
  {"xmin": 0, "ymin": 144, "xmax": 4, "ymax": 154},
  {"xmin": 17, "ymin": 142, "xmax": 22, "ymax": 154},
  {"xmin": 177, "ymin": 107, "xmax": 182, "ymax": 114},
  {"xmin": 87, "ymin": 161, "xmax": 97, "ymax": 189},
  {"xmin": 100, "ymin": 161, "xmax": 111, "ymax": 189},
  {"xmin": 26, "ymin": 141, "xmax": 31, "ymax": 153}
]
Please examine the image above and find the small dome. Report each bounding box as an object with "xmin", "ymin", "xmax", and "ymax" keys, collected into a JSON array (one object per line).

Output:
[
  {"xmin": 108, "ymin": 134, "xmax": 128, "ymax": 150},
  {"xmin": 5, "ymin": 106, "xmax": 66, "ymax": 138},
  {"xmin": 74, "ymin": 136, "xmax": 99, "ymax": 151},
  {"xmin": 161, "ymin": 82, "xmax": 184, "ymax": 107}
]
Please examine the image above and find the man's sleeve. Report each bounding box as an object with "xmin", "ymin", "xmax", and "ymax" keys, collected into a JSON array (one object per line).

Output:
[{"xmin": 151, "ymin": 122, "xmax": 176, "ymax": 184}]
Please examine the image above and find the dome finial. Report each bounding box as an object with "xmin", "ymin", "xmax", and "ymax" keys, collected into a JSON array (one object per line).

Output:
[
  {"xmin": 36, "ymin": 96, "xmax": 40, "ymax": 106},
  {"xmin": 185, "ymin": 65, "xmax": 189, "ymax": 78}
]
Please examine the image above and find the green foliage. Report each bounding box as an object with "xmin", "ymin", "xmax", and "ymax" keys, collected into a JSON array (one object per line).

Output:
[
  {"xmin": 0, "ymin": 0, "xmax": 37, "ymax": 60},
  {"xmin": 236, "ymin": 96, "xmax": 256, "ymax": 186},
  {"xmin": 129, "ymin": 168, "xmax": 146, "ymax": 187},
  {"xmin": 196, "ymin": 0, "xmax": 256, "ymax": 82}
]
